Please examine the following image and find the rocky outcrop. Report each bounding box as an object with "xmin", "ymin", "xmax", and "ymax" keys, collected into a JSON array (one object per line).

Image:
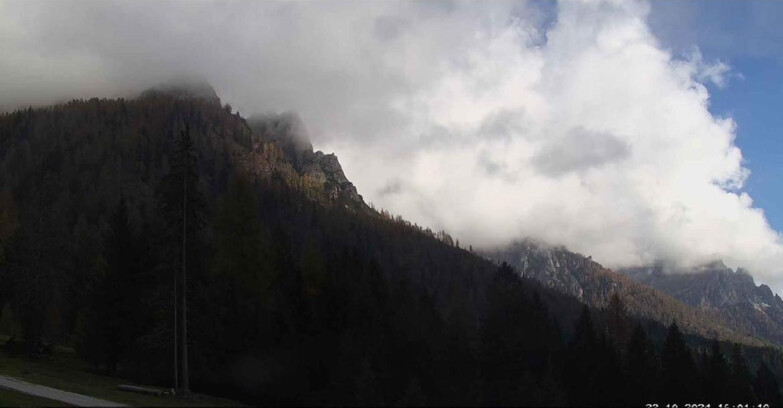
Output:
[
  {"xmin": 136, "ymin": 82, "xmax": 363, "ymax": 205},
  {"xmin": 623, "ymin": 262, "xmax": 783, "ymax": 346},
  {"xmin": 483, "ymin": 240, "xmax": 769, "ymax": 346},
  {"xmin": 244, "ymin": 112, "xmax": 363, "ymax": 204},
  {"xmin": 303, "ymin": 152, "xmax": 361, "ymax": 202}
]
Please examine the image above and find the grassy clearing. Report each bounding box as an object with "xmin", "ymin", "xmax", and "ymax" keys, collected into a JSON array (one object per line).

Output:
[
  {"xmin": 0, "ymin": 335, "xmax": 243, "ymax": 407},
  {"xmin": 0, "ymin": 387, "xmax": 71, "ymax": 407}
]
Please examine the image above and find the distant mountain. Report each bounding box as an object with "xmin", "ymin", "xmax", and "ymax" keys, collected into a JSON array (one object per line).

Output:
[
  {"xmin": 483, "ymin": 240, "xmax": 769, "ymax": 346},
  {"xmin": 623, "ymin": 261, "xmax": 783, "ymax": 346}
]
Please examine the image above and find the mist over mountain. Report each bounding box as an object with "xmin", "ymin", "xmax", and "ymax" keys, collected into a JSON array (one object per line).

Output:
[
  {"xmin": 139, "ymin": 79, "xmax": 222, "ymax": 106},
  {"xmin": 624, "ymin": 261, "xmax": 783, "ymax": 347},
  {"xmin": 2, "ymin": 0, "xmax": 783, "ymax": 405},
  {"xmin": 483, "ymin": 240, "xmax": 771, "ymax": 347},
  {"xmin": 2, "ymin": 1, "xmax": 782, "ymax": 293},
  {"xmin": 1, "ymin": 85, "xmax": 783, "ymax": 405}
]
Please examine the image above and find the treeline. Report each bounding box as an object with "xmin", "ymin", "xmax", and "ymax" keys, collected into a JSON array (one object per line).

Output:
[
  {"xmin": 564, "ymin": 296, "xmax": 783, "ymax": 406},
  {"xmin": 0, "ymin": 95, "xmax": 782, "ymax": 406}
]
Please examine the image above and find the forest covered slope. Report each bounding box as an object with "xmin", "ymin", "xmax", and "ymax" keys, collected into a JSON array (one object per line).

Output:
[
  {"xmin": 625, "ymin": 262, "xmax": 783, "ymax": 347},
  {"xmin": 485, "ymin": 240, "xmax": 772, "ymax": 347},
  {"xmin": 0, "ymin": 85, "xmax": 782, "ymax": 405},
  {"xmin": 0, "ymin": 87, "xmax": 554, "ymax": 404}
]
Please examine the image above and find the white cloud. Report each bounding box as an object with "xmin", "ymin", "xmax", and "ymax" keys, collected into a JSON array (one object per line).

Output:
[{"xmin": 1, "ymin": 0, "xmax": 782, "ymax": 291}]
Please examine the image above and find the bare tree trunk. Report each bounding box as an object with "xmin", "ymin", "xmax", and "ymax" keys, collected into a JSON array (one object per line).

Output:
[
  {"xmin": 173, "ymin": 260, "xmax": 178, "ymax": 391},
  {"xmin": 179, "ymin": 130, "xmax": 190, "ymax": 394}
]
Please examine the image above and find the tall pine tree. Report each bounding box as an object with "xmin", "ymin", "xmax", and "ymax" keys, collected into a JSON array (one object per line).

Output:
[
  {"xmin": 729, "ymin": 343, "xmax": 756, "ymax": 403},
  {"xmin": 79, "ymin": 197, "xmax": 141, "ymax": 372},
  {"xmin": 564, "ymin": 306, "xmax": 601, "ymax": 406},
  {"xmin": 624, "ymin": 323, "xmax": 659, "ymax": 405},
  {"xmin": 157, "ymin": 123, "xmax": 205, "ymax": 393},
  {"xmin": 753, "ymin": 363, "xmax": 782, "ymax": 406},
  {"xmin": 661, "ymin": 321, "xmax": 698, "ymax": 402},
  {"xmin": 703, "ymin": 340, "xmax": 729, "ymax": 404}
]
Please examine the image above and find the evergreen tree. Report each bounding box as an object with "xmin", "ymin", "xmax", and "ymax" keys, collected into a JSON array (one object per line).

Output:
[
  {"xmin": 480, "ymin": 263, "xmax": 545, "ymax": 405},
  {"xmin": 0, "ymin": 189, "xmax": 18, "ymax": 268},
  {"xmin": 606, "ymin": 293, "xmax": 630, "ymax": 348},
  {"xmin": 211, "ymin": 174, "xmax": 271, "ymax": 295},
  {"xmin": 536, "ymin": 357, "xmax": 567, "ymax": 407},
  {"xmin": 703, "ymin": 340, "xmax": 729, "ymax": 404},
  {"xmin": 624, "ymin": 323, "xmax": 658, "ymax": 405},
  {"xmin": 0, "ymin": 189, "xmax": 18, "ymax": 307},
  {"xmin": 729, "ymin": 343, "xmax": 756, "ymax": 403},
  {"xmin": 564, "ymin": 305, "xmax": 601, "ymax": 406},
  {"xmin": 397, "ymin": 377, "xmax": 425, "ymax": 407},
  {"xmin": 594, "ymin": 331, "xmax": 625, "ymax": 406},
  {"xmin": 8, "ymin": 170, "xmax": 69, "ymax": 355},
  {"xmin": 355, "ymin": 358, "xmax": 383, "ymax": 407},
  {"xmin": 157, "ymin": 124, "xmax": 206, "ymax": 393},
  {"xmin": 661, "ymin": 321, "xmax": 698, "ymax": 402},
  {"xmin": 79, "ymin": 197, "xmax": 141, "ymax": 372},
  {"xmin": 753, "ymin": 363, "xmax": 782, "ymax": 406}
]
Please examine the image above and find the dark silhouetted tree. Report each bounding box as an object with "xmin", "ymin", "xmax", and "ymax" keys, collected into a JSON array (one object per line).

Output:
[
  {"xmin": 729, "ymin": 343, "xmax": 756, "ymax": 403},
  {"xmin": 624, "ymin": 323, "xmax": 659, "ymax": 405},
  {"xmin": 79, "ymin": 197, "xmax": 142, "ymax": 373},
  {"xmin": 702, "ymin": 340, "xmax": 730, "ymax": 404},
  {"xmin": 157, "ymin": 123, "xmax": 205, "ymax": 393},
  {"xmin": 480, "ymin": 263, "xmax": 560, "ymax": 406},
  {"xmin": 753, "ymin": 363, "xmax": 782, "ymax": 406},
  {"xmin": 606, "ymin": 293, "xmax": 630, "ymax": 348},
  {"xmin": 564, "ymin": 305, "xmax": 602, "ymax": 406},
  {"xmin": 661, "ymin": 321, "xmax": 698, "ymax": 402}
]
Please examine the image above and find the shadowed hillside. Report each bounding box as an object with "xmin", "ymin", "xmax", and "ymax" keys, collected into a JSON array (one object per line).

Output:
[
  {"xmin": 484, "ymin": 240, "xmax": 771, "ymax": 347},
  {"xmin": 625, "ymin": 262, "xmax": 783, "ymax": 347},
  {"xmin": 1, "ymin": 86, "xmax": 782, "ymax": 405}
]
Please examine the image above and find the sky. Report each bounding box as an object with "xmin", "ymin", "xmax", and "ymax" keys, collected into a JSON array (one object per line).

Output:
[
  {"xmin": 648, "ymin": 1, "xmax": 783, "ymax": 234},
  {"xmin": 1, "ymin": 1, "xmax": 783, "ymax": 291}
]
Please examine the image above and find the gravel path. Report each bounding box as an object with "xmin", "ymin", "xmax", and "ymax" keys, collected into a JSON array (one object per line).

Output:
[{"xmin": 0, "ymin": 375, "xmax": 128, "ymax": 407}]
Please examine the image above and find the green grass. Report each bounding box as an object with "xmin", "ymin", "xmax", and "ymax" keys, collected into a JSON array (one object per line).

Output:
[
  {"xmin": 0, "ymin": 335, "xmax": 243, "ymax": 407},
  {"xmin": 0, "ymin": 387, "xmax": 71, "ymax": 407}
]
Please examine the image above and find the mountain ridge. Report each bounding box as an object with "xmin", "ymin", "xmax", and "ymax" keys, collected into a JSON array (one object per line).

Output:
[
  {"xmin": 623, "ymin": 262, "xmax": 783, "ymax": 347},
  {"xmin": 483, "ymin": 239, "xmax": 773, "ymax": 347}
]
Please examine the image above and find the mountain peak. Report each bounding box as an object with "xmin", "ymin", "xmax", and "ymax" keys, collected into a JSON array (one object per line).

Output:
[
  {"xmin": 247, "ymin": 111, "xmax": 313, "ymax": 156},
  {"xmin": 244, "ymin": 112, "xmax": 362, "ymax": 204},
  {"xmin": 482, "ymin": 240, "xmax": 766, "ymax": 346},
  {"xmin": 139, "ymin": 79, "xmax": 220, "ymax": 105},
  {"xmin": 623, "ymin": 262, "xmax": 783, "ymax": 346}
]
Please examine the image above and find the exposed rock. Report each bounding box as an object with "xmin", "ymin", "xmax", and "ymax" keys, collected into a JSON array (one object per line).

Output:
[
  {"xmin": 137, "ymin": 84, "xmax": 363, "ymax": 205},
  {"xmin": 483, "ymin": 239, "xmax": 768, "ymax": 346},
  {"xmin": 245, "ymin": 112, "xmax": 363, "ymax": 204},
  {"xmin": 248, "ymin": 112, "xmax": 312, "ymax": 170},
  {"xmin": 622, "ymin": 262, "xmax": 783, "ymax": 346},
  {"xmin": 306, "ymin": 151, "xmax": 363, "ymax": 203}
]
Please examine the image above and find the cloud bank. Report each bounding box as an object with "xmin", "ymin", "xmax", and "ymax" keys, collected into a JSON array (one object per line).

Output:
[{"xmin": 1, "ymin": 1, "xmax": 782, "ymax": 290}]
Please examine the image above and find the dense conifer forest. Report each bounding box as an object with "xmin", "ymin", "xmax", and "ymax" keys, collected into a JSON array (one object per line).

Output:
[{"xmin": 1, "ymin": 93, "xmax": 782, "ymax": 405}]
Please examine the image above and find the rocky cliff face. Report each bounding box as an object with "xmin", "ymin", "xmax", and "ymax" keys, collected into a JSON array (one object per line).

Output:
[
  {"xmin": 483, "ymin": 240, "xmax": 768, "ymax": 346},
  {"xmin": 623, "ymin": 262, "xmax": 783, "ymax": 346},
  {"xmin": 139, "ymin": 83, "xmax": 364, "ymax": 205},
  {"xmin": 244, "ymin": 112, "xmax": 363, "ymax": 204}
]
